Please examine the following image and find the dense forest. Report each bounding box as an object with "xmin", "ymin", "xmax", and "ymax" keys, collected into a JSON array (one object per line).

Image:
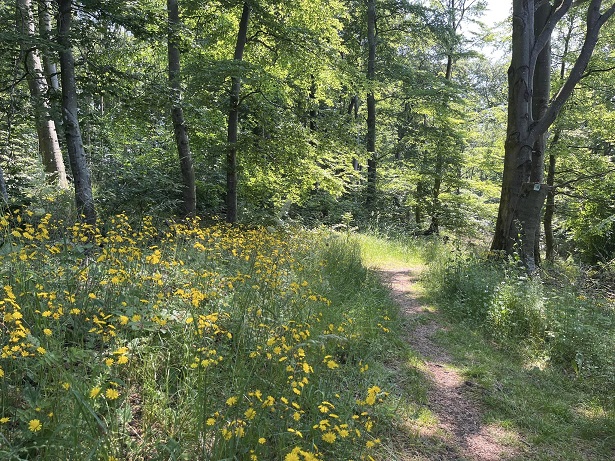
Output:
[
  {"xmin": 1, "ymin": 0, "xmax": 612, "ymax": 267},
  {"xmin": 1, "ymin": 1, "xmax": 615, "ymax": 460}
]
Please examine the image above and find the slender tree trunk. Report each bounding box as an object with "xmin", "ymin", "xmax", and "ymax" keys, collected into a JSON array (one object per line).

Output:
[
  {"xmin": 544, "ymin": 151, "xmax": 557, "ymax": 261},
  {"xmin": 38, "ymin": 1, "xmax": 60, "ymax": 91},
  {"xmin": 348, "ymin": 95, "xmax": 360, "ymax": 171},
  {"xmin": 366, "ymin": 0, "xmax": 377, "ymax": 206},
  {"xmin": 38, "ymin": 0, "xmax": 63, "ymax": 137},
  {"xmin": 58, "ymin": 0, "xmax": 96, "ymax": 225},
  {"xmin": 427, "ymin": 153, "xmax": 443, "ymax": 234},
  {"xmin": 309, "ymin": 75, "xmax": 317, "ymax": 133},
  {"xmin": 544, "ymin": 16, "xmax": 573, "ymax": 262},
  {"xmin": 17, "ymin": 0, "xmax": 68, "ymax": 188},
  {"xmin": 445, "ymin": 54, "xmax": 453, "ymax": 80},
  {"xmin": 0, "ymin": 166, "xmax": 8, "ymax": 202},
  {"xmin": 226, "ymin": 2, "xmax": 250, "ymax": 223},
  {"xmin": 167, "ymin": 0, "xmax": 196, "ymax": 216}
]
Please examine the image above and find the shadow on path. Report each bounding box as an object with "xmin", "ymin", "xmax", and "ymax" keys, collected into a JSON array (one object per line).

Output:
[{"xmin": 378, "ymin": 267, "xmax": 517, "ymax": 461}]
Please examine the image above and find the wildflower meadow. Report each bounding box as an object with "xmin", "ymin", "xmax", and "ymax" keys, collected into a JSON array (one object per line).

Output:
[{"xmin": 0, "ymin": 208, "xmax": 400, "ymax": 460}]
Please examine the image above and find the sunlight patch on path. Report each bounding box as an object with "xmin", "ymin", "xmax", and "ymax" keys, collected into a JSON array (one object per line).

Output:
[{"xmin": 378, "ymin": 267, "xmax": 519, "ymax": 461}]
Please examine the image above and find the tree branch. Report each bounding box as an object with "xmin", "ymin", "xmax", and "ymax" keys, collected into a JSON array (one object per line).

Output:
[
  {"xmin": 582, "ymin": 64, "xmax": 615, "ymax": 77},
  {"xmin": 531, "ymin": 0, "xmax": 573, "ymax": 71},
  {"xmin": 530, "ymin": 0, "xmax": 615, "ymax": 145},
  {"xmin": 554, "ymin": 167, "xmax": 615, "ymax": 188},
  {"xmin": 0, "ymin": 73, "xmax": 29, "ymax": 93}
]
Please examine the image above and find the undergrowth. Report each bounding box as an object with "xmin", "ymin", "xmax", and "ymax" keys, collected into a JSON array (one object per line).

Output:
[
  {"xmin": 0, "ymin": 207, "xmax": 403, "ymax": 460},
  {"xmin": 422, "ymin": 242, "xmax": 615, "ymax": 387}
]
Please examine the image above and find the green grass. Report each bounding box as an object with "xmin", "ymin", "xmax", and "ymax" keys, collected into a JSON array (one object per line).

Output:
[
  {"xmin": 352, "ymin": 232, "xmax": 427, "ymax": 269},
  {"xmin": 0, "ymin": 211, "xmax": 410, "ymax": 460},
  {"xmin": 3, "ymin": 210, "xmax": 612, "ymax": 461},
  {"xmin": 434, "ymin": 324, "xmax": 615, "ymax": 460},
  {"xmin": 350, "ymin": 232, "xmax": 614, "ymax": 460},
  {"xmin": 416, "ymin": 239, "xmax": 615, "ymax": 461}
]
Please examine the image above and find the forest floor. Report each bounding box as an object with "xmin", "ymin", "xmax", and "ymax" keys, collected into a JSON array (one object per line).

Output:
[{"xmin": 378, "ymin": 266, "xmax": 520, "ymax": 461}]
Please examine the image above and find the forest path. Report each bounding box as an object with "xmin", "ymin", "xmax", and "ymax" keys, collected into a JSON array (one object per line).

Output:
[{"xmin": 378, "ymin": 266, "xmax": 516, "ymax": 461}]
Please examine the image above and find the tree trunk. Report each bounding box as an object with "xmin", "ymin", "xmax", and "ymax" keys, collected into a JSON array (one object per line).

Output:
[
  {"xmin": 17, "ymin": 0, "xmax": 68, "ymax": 188},
  {"xmin": 445, "ymin": 54, "xmax": 453, "ymax": 80},
  {"xmin": 226, "ymin": 2, "xmax": 250, "ymax": 223},
  {"xmin": 544, "ymin": 16, "xmax": 573, "ymax": 262},
  {"xmin": 0, "ymin": 166, "xmax": 8, "ymax": 202},
  {"xmin": 167, "ymin": 0, "xmax": 196, "ymax": 217},
  {"xmin": 491, "ymin": 0, "xmax": 615, "ymax": 271},
  {"xmin": 58, "ymin": 0, "xmax": 96, "ymax": 225},
  {"xmin": 38, "ymin": 0, "xmax": 63, "ymax": 136},
  {"xmin": 530, "ymin": 1, "xmax": 552, "ymax": 267},
  {"xmin": 544, "ymin": 152, "xmax": 556, "ymax": 261},
  {"xmin": 309, "ymin": 75, "xmax": 317, "ymax": 133},
  {"xmin": 427, "ymin": 153, "xmax": 443, "ymax": 234},
  {"xmin": 348, "ymin": 95, "xmax": 360, "ymax": 170},
  {"xmin": 38, "ymin": 1, "xmax": 60, "ymax": 91},
  {"xmin": 366, "ymin": 0, "xmax": 377, "ymax": 206}
]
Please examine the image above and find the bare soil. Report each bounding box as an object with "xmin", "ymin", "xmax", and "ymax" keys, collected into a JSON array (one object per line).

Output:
[{"xmin": 379, "ymin": 267, "xmax": 518, "ymax": 461}]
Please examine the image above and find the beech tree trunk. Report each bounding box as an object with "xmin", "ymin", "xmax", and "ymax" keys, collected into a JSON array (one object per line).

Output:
[
  {"xmin": 530, "ymin": 1, "xmax": 552, "ymax": 267},
  {"xmin": 366, "ymin": 0, "xmax": 377, "ymax": 206},
  {"xmin": 226, "ymin": 2, "xmax": 250, "ymax": 223},
  {"xmin": 0, "ymin": 166, "xmax": 8, "ymax": 202},
  {"xmin": 38, "ymin": 1, "xmax": 60, "ymax": 92},
  {"xmin": 167, "ymin": 0, "xmax": 196, "ymax": 217},
  {"xmin": 544, "ymin": 152, "xmax": 557, "ymax": 261},
  {"xmin": 38, "ymin": 1, "xmax": 63, "ymax": 134},
  {"xmin": 17, "ymin": 0, "xmax": 68, "ymax": 188},
  {"xmin": 58, "ymin": 0, "xmax": 96, "ymax": 225},
  {"xmin": 544, "ymin": 16, "xmax": 574, "ymax": 262},
  {"xmin": 491, "ymin": 0, "xmax": 615, "ymax": 271},
  {"xmin": 348, "ymin": 95, "xmax": 360, "ymax": 171}
]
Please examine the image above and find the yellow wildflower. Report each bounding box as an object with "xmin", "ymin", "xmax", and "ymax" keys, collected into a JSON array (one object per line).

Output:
[
  {"xmin": 28, "ymin": 419, "xmax": 42, "ymax": 432},
  {"xmin": 105, "ymin": 388, "xmax": 120, "ymax": 400},
  {"xmin": 90, "ymin": 387, "xmax": 101, "ymax": 399}
]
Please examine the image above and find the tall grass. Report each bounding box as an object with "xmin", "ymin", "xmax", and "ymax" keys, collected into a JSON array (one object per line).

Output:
[
  {"xmin": 351, "ymin": 232, "xmax": 427, "ymax": 269},
  {"xmin": 0, "ymin": 208, "xmax": 402, "ymax": 460},
  {"xmin": 422, "ymin": 243, "xmax": 615, "ymax": 386}
]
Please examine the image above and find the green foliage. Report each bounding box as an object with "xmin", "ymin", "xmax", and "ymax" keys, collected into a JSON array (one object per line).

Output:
[{"xmin": 423, "ymin": 242, "xmax": 615, "ymax": 384}]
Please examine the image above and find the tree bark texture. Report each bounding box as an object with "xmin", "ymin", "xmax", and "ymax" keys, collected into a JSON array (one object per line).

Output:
[
  {"xmin": 0, "ymin": 166, "xmax": 8, "ymax": 202},
  {"xmin": 38, "ymin": 1, "xmax": 60, "ymax": 92},
  {"xmin": 226, "ymin": 2, "xmax": 250, "ymax": 223},
  {"xmin": 17, "ymin": 0, "xmax": 68, "ymax": 188},
  {"xmin": 58, "ymin": 0, "xmax": 96, "ymax": 225},
  {"xmin": 38, "ymin": 0, "xmax": 63, "ymax": 134},
  {"xmin": 544, "ymin": 17, "xmax": 573, "ymax": 262},
  {"xmin": 366, "ymin": 0, "xmax": 377, "ymax": 206},
  {"xmin": 167, "ymin": 0, "xmax": 196, "ymax": 217},
  {"xmin": 544, "ymin": 152, "xmax": 556, "ymax": 261},
  {"xmin": 491, "ymin": 0, "xmax": 615, "ymax": 271},
  {"xmin": 530, "ymin": 1, "xmax": 552, "ymax": 266}
]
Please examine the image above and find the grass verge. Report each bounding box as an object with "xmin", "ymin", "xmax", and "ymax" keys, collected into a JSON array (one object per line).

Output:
[{"xmin": 420, "ymin": 241, "xmax": 615, "ymax": 461}]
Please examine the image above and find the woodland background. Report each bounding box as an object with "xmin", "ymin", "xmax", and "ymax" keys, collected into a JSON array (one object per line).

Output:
[{"xmin": 1, "ymin": 0, "xmax": 613, "ymax": 269}]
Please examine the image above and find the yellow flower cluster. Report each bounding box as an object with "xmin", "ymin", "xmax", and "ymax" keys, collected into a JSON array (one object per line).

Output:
[{"xmin": 0, "ymin": 209, "xmax": 392, "ymax": 458}]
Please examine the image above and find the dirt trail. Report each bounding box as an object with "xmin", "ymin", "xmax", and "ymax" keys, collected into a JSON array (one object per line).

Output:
[{"xmin": 379, "ymin": 267, "xmax": 516, "ymax": 461}]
